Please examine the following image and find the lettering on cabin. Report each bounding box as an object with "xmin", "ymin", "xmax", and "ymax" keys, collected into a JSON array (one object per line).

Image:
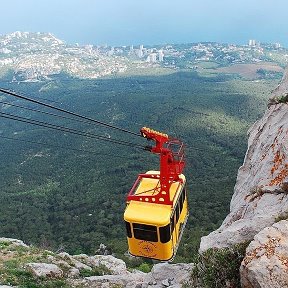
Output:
[{"xmin": 138, "ymin": 240, "xmax": 157, "ymax": 257}]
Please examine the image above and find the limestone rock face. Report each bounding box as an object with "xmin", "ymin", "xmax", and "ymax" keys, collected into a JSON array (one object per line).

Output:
[
  {"xmin": 240, "ymin": 220, "xmax": 288, "ymax": 288},
  {"xmin": 0, "ymin": 237, "xmax": 28, "ymax": 248},
  {"xmin": 146, "ymin": 262, "xmax": 194, "ymax": 287},
  {"xmin": 26, "ymin": 263, "xmax": 63, "ymax": 278},
  {"xmin": 78, "ymin": 272, "xmax": 146, "ymax": 288},
  {"xmin": 89, "ymin": 255, "xmax": 128, "ymax": 275},
  {"xmin": 200, "ymin": 102, "xmax": 288, "ymax": 252},
  {"xmin": 73, "ymin": 254, "xmax": 128, "ymax": 275},
  {"xmin": 73, "ymin": 262, "xmax": 194, "ymax": 288},
  {"xmin": 271, "ymin": 68, "xmax": 288, "ymax": 98}
]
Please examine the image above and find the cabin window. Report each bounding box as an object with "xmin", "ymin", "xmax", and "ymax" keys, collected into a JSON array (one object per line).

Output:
[
  {"xmin": 125, "ymin": 221, "xmax": 132, "ymax": 238},
  {"xmin": 133, "ymin": 223, "xmax": 158, "ymax": 242},
  {"xmin": 160, "ymin": 224, "xmax": 171, "ymax": 243}
]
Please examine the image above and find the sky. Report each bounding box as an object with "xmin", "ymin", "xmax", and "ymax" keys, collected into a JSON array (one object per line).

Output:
[{"xmin": 0, "ymin": 0, "xmax": 287, "ymax": 47}]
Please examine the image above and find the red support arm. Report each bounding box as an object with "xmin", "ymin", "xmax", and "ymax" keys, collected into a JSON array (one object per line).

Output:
[{"xmin": 127, "ymin": 127, "xmax": 185, "ymax": 206}]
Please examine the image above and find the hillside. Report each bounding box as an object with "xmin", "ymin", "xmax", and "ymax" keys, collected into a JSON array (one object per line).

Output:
[
  {"xmin": 0, "ymin": 32, "xmax": 287, "ymax": 263},
  {"xmin": 0, "ymin": 72, "xmax": 280, "ymax": 262},
  {"xmin": 1, "ymin": 78, "xmax": 287, "ymax": 287}
]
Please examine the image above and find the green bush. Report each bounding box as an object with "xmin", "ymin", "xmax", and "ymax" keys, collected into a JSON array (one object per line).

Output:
[
  {"xmin": 268, "ymin": 93, "xmax": 288, "ymax": 106},
  {"xmin": 79, "ymin": 265, "xmax": 111, "ymax": 277},
  {"xmin": 0, "ymin": 241, "xmax": 11, "ymax": 249},
  {"xmin": 190, "ymin": 242, "xmax": 249, "ymax": 288},
  {"xmin": 279, "ymin": 94, "xmax": 288, "ymax": 103},
  {"xmin": 275, "ymin": 212, "xmax": 288, "ymax": 223},
  {"xmin": 1, "ymin": 267, "xmax": 69, "ymax": 288},
  {"xmin": 136, "ymin": 262, "xmax": 152, "ymax": 273}
]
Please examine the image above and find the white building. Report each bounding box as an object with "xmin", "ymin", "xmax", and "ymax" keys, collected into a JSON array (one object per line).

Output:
[
  {"xmin": 248, "ymin": 39, "xmax": 256, "ymax": 46},
  {"xmin": 158, "ymin": 50, "xmax": 164, "ymax": 62},
  {"xmin": 150, "ymin": 53, "xmax": 157, "ymax": 62},
  {"xmin": 137, "ymin": 49, "xmax": 143, "ymax": 58},
  {"xmin": 146, "ymin": 53, "xmax": 157, "ymax": 63},
  {"xmin": 275, "ymin": 43, "xmax": 281, "ymax": 49},
  {"xmin": 137, "ymin": 45, "xmax": 144, "ymax": 58}
]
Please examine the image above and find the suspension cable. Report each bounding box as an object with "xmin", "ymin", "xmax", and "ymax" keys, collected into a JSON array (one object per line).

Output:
[
  {"xmin": 0, "ymin": 100, "xmax": 98, "ymax": 126},
  {"xmin": 0, "ymin": 112, "xmax": 145, "ymax": 149},
  {"xmin": 0, "ymin": 88, "xmax": 141, "ymax": 137}
]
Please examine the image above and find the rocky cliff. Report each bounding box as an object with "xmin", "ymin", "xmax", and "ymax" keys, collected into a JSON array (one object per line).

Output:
[
  {"xmin": 200, "ymin": 93, "xmax": 288, "ymax": 252},
  {"xmin": 199, "ymin": 69, "xmax": 288, "ymax": 287}
]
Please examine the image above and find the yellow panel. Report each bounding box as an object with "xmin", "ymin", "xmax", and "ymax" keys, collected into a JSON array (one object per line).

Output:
[
  {"xmin": 124, "ymin": 172, "xmax": 186, "ymax": 226},
  {"xmin": 124, "ymin": 201, "xmax": 171, "ymax": 226},
  {"xmin": 134, "ymin": 177, "xmax": 160, "ymax": 196}
]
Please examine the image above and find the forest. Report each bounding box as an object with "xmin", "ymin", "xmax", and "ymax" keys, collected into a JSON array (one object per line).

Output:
[{"xmin": 0, "ymin": 70, "xmax": 281, "ymax": 263}]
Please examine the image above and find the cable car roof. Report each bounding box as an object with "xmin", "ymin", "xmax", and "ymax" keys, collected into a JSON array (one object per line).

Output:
[
  {"xmin": 124, "ymin": 172, "xmax": 186, "ymax": 226},
  {"xmin": 124, "ymin": 201, "xmax": 172, "ymax": 226}
]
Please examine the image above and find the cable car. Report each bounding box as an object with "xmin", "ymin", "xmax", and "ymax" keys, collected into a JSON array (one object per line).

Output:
[{"xmin": 124, "ymin": 127, "xmax": 189, "ymax": 261}]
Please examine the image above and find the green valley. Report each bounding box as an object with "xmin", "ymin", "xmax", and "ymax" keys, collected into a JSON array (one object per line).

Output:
[{"xmin": 0, "ymin": 66, "xmax": 281, "ymax": 263}]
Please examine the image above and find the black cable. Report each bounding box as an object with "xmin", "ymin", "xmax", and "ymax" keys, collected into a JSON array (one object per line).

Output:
[
  {"xmin": 0, "ymin": 100, "xmax": 97, "ymax": 126},
  {"xmin": 0, "ymin": 88, "xmax": 141, "ymax": 137},
  {"xmin": 0, "ymin": 135, "xmax": 133, "ymax": 159},
  {"xmin": 0, "ymin": 112, "xmax": 143, "ymax": 149},
  {"xmin": 0, "ymin": 112, "xmax": 145, "ymax": 149},
  {"xmin": 2, "ymin": 88, "xmax": 63, "ymax": 105}
]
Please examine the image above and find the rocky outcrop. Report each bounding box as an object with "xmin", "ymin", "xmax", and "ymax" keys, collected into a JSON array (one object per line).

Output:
[
  {"xmin": 71, "ymin": 272, "xmax": 146, "ymax": 288},
  {"xmin": 147, "ymin": 263, "xmax": 193, "ymax": 287},
  {"xmin": 200, "ymin": 101, "xmax": 288, "ymax": 252},
  {"xmin": 73, "ymin": 254, "xmax": 128, "ymax": 275},
  {"xmin": 240, "ymin": 220, "xmax": 288, "ymax": 288},
  {"xmin": 271, "ymin": 67, "xmax": 288, "ymax": 98},
  {"xmin": 0, "ymin": 237, "xmax": 28, "ymax": 248},
  {"xmin": 26, "ymin": 263, "xmax": 63, "ymax": 278},
  {"xmin": 0, "ymin": 237, "xmax": 192, "ymax": 288},
  {"xmin": 72, "ymin": 262, "xmax": 193, "ymax": 288}
]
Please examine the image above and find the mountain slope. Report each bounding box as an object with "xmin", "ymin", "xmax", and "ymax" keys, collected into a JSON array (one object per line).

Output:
[{"xmin": 200, "ymin": 68, "xmax": 288, "ymax": 252}]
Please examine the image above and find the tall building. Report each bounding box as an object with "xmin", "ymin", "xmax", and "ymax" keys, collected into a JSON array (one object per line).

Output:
[
  {"xmin": 150, "ymin": 53, "xmax": 157, "ymax": 63},
  {"xmin": 138, "ymin": 44, "xmax": 144, "ymax": 58},
  {"xmin": 146, "ymin": 53, "xmax": 157, "ymax": 63},
  {"xmin": 107, "ymin": 47, "xmax": 114, "ymax": 56},
  {"xmin": 158, "ymin": 50, "xmax": 164, "ymax": 62},
  {"xmin": 275, "ymin": 43, "xmax": 281, "ymax": 49},
  {"xmin": 137, "ymin": 49, "xmax": 143, "ymax": 58},
  {"xmin": 248, "ymin": 39, "xmax": 256, "ymax": 46}
]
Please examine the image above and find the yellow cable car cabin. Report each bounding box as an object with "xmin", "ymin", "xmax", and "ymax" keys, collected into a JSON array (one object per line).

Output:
[{"xmin": 124, "ymin": 127, "xmax": 189, "ymax": 261}]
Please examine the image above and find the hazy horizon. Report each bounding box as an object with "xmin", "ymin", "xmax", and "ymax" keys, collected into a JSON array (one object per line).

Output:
[{"xmin": 1, "ymin": 0, "xmax": 287, "ymax": 47}]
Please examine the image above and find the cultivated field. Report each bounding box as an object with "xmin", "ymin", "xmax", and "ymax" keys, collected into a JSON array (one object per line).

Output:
[{"xmin": 216, "ymin": 62, "xmax": 284, "ymax": 79}]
